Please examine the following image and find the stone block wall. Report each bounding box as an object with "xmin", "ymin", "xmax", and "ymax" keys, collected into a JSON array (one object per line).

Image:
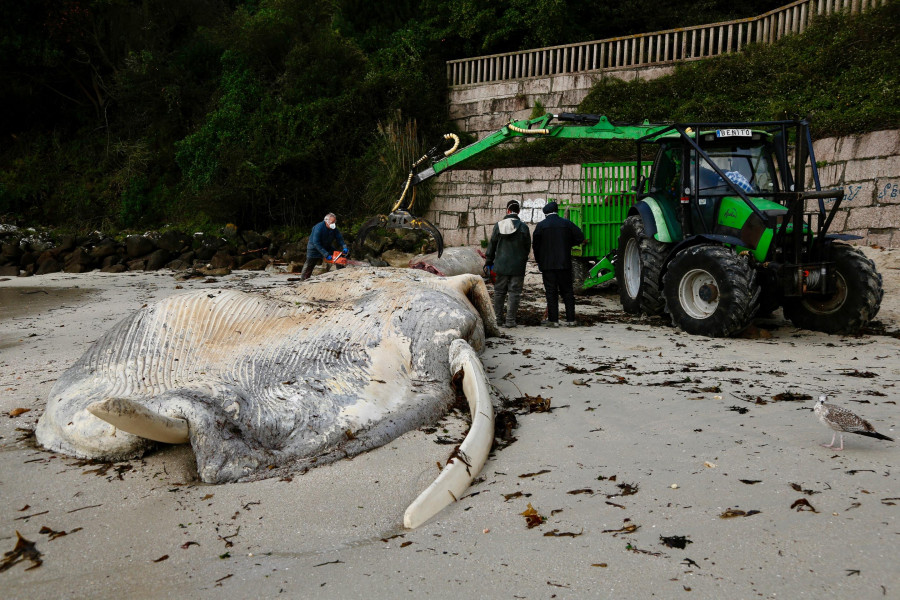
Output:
[
  {"xmin": 423, "ymin": 165, "xmax": 583, "ymax": 247},
  {"xmin": 809, "ymin": 129, "xmax": 900, "ymax": 247},
  {"xmin": 427, "ymin": 129, "xmax": 900, "ymax": 249},
  {"xmin": 449, "ymin": 66, "xmax": 674, "ymax": 140}
]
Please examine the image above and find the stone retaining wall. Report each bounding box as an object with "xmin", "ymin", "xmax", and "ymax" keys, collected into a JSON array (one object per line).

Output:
[
  {"xmin": 449, "ymin": 66, "xmax": 674, "ymax": 140},
  {"xmin": 427, "ymin": 129, "xmax": 900, "ymax": 248},
  {"xmin": 810, "ymin": 129, "xmax": 900, "ymax": 247},
  {"xmin": 424, "ymin": 165, "xmax": 584, "ymax": 248}
]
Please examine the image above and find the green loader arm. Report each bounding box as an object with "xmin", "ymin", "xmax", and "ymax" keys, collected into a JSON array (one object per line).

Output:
[
  {"xmin": 412, "ymin": 113, "xmax": 668, "ymax": 185},
  {"xmin": 356, "ymin": 113, "xmax": 668, "ymax": 257}
]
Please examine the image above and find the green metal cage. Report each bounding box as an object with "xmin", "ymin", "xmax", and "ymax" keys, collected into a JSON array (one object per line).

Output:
[{"xmin": 562, "ymin": 161, "xmax": 651, "ymax": 288}]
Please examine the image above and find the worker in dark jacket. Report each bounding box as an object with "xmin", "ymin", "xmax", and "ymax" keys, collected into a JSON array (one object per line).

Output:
[
  {"xmin": 532, "ymin": 201, "xmax": 585, "ymax": 327},
  {"xmin": 484, "ymin": 200, "xmax": 531, "ymax": 327},
  {"xmin": 301, "ymin": 213, "xmax": 347, "ymax": 280}
]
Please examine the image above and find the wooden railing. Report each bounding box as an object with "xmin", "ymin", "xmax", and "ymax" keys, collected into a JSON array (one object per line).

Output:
[{"xmin": 447, "ymin": 0, "xmax": 888, "ymax": 86}]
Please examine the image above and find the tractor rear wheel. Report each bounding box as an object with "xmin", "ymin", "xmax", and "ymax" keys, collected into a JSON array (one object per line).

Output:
[
  {"xmin": 572, "ymin": 258, "xmax": 590, "ymax": 296},
  {"xmin": 782, "ymin": 244, "xmax": 883, "ymax": 334},
  {"xmin": 615, "ymin": 215, "xmax": 666, "ymax": 315},
  {"xmin": 662, "ymin": 245, "xmax": 760, "ymax": 337}
]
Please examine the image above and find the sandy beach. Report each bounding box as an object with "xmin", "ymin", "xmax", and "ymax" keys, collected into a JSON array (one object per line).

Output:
[{"xmin": 1, "ymin": 247, "xmax": 898, "ymax": 599}]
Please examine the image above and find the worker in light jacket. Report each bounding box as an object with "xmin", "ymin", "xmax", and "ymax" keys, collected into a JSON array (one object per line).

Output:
[
  {"xmin": 484, "ymin": 199, "xmax": 531, "ymax": 327},
  {"xmin": 531, "ymin": 201, "xmax": 584, "ymax": 327}
]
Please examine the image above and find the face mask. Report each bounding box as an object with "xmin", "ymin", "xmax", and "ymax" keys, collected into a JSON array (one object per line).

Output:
[{"xmin": 325, "ymin": 219, "xmax": 336, "ymax": 230}]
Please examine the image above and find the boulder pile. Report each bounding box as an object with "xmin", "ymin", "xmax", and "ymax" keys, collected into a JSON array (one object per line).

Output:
[{"xmin": 0, "ymin": 225, "xmax": 438, "ymax": 277}]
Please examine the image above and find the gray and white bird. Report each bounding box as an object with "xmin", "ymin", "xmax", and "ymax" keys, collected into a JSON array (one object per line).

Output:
[{"xmin": 814, "ymin": 395, "xmax": 894, "ymax": 450}]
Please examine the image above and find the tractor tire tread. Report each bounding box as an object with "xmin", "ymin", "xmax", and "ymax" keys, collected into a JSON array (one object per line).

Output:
[
  {"xmin": 663, "ymin": 245, "xmax": 760, "ymax": 337},
  {"xmin": 783, "ymin": 244, "xmax": 883, "ymax": 334},
  {"xmin": 615, "ymin": 215, "xmax": 666, "ymax": 315}
]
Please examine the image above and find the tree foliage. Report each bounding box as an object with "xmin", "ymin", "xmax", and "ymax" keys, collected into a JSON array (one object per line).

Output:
[{"xmin": 0, "ymin": 0, "xmax": 890, "ymax": 232}]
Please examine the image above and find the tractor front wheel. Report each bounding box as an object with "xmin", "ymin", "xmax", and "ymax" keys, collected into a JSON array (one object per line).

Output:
[
  {"xmin": 782, "ymin": 244, "xmax": 883, "ymax": 334},
  {"xmin": 615, "ymin": 215, "xmax": 666, "ymax": 315},
  {"xmin": 663, "ymin": 245, "xmax": 760, "ymax": 337}
]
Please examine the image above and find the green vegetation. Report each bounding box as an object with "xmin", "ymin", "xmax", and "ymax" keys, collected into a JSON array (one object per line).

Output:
[
  {"xmin": 0, "ymin": 1, "xmax": 892, "ymax": 234},
  {"xmin": 581, "ymin": 4, "xmax": 899, "ymax": 139}
]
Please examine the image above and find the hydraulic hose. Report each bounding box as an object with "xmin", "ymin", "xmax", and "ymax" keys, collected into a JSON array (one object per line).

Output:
[
  {"xmin": 507, "ymin": 122, "xmax": 550, "ymax": 135},
  {"xmin": 391, "ymin": 133, "xmax": 460, "ymax": 212},
  {"xmin": 443, "ymin": 133, "xmax": 460, "ymax": 156}
]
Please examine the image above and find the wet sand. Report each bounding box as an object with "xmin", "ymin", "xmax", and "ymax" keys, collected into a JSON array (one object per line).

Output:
[{"xmin": 1, "ymin": 250, "xmax": 898, "ymax": 599}]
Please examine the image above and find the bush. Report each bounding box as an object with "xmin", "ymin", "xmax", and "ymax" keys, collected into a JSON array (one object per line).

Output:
[{"xmin": 579, "ymin": 4, "xmax": 899, "ymax": 139}]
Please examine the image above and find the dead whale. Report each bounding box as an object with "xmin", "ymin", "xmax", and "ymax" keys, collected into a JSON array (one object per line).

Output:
[
  {"xmin": 409, "ymin": 247, "xmax": 486, "ymax": 277},
  {"xmin": 36, "ymin": 268, "xmax": 499, "ymax": 514}
]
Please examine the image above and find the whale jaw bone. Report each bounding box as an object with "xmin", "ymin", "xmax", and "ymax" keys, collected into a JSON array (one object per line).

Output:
[
  {"xmin": 87, "ymin": 398, "xmax": 190, "ymax": 445},
  {"xmin": 403, "ymin": 338, "xmax": 495, "ymax": 529}
]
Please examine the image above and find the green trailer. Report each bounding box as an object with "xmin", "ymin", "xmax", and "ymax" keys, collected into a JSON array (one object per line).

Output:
[{"xmin": 562, "ymin": 161, "xmax": 651, "ymax": 291}]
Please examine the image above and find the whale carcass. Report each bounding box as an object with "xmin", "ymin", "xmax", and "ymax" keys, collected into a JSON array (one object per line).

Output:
[
  {"xmin": 37, "ymin": 268, "xmax": 498, "ymax": 525},
  {"xmin": 409, "ymin": 247, "xmax": 487, "ymax": 277}
]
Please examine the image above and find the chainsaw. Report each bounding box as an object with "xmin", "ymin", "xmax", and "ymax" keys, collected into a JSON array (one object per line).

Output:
[{"xmin": 324, "ymin": 250, "xmax": 349, "ymax": 266}]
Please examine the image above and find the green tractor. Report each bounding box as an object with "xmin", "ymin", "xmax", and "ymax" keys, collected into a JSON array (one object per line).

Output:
[
  {"xmin": 358, "ymin": 114, "xmax": 883, "ymax": 337},
  {"xmin": 609, "ymin": 119, "xmax": 882, "ymax": 337}
]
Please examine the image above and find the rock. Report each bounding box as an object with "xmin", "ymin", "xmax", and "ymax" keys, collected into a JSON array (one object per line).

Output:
[
  {"xmin": 101, "ymin": 255, "xmax": 122, "ymax": 269},
  {"xmin": 63, "ymin": 262, "xmax": 93, "ymax": 274},
  {"xmin": 208, "ymin": 250, "xmax": 235, "ymax": 270},
  {"xmin": 380, "ymin": 249, "xmax": 416, "ymax": 268},
  {"xmin": 200, "ymin": 266, "xmax": 231, "ymax": 276},
  {"xmin": 54, "ymin": 235, "xmax": 77, "ymax": 254},
  {"xmin": 101, "ymin": 264, "xmax": 127, "ymax": 273},
  {"xmin": 165, "ymin": 259, "xmax": 191, "ymax": 271},
  {"xmin": 90, "ymin": 238, "xmax": 120, "ymax": 260},
  {"xmin": 0, "ymin": 265, "xmax": 19, "ymax": 276},
  {"xmin": 222, "ymin": 223, "xmax": 239, "ymax": 239},
  {"xmin": 1, "ymin": 241, "xmax": 21, "ymax": 262},
  {"xmin": 157, "ymin": 230, "xmax": 192, "ymax": 253},
  {"xmin": 63, "ymin": 247, "xmax": 95, "ymax": 272},
  {"xmin": 363, "ymin": 233, "xmax": 389, "ymax": 255},
  {"xmin": 397, "ymin": 232, "xmax": 422, "ymax": 252},
  {"xmin": 238, "ymin": 258, "xmax": 268, "ymax": 271},
  {"xmin": 145, "ymin": 249, "xmax": 173, "ymax": 271},
  {"xmin": 241, "ymin": 230, "xmax": 270, "ymax": 250},
  {"xmin": 18, "ymin": 251, "xmax": 36, "ymax": 269},
  {"xmin": 66, "ymin": 246, "xmax": 94, "ymax": 264},
  {"xmin": 126, "ymin": 235, "xmax": 157, "ymax": 258},
  {"xmin": 280, "ymin": 241, "xmax": 307, "ymax": 263},
  {"xmin": 36, "ymin": 250, "xmax": 56, "ymax": 267},
  {"xmin": 367, "ymin": 258, "xmax": 389, "ymax": 267},
  {"xmin": 128, "ymin": 258, "xmax": 147, "ymax": 271},
  {"xmin": 194, "ymin": 234, "xmax": 225, "ymax": 260}
]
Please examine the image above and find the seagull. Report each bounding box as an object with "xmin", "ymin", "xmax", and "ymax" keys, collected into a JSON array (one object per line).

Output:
[{"xmin": 814, "ymin": 395, "xmax": 894, "ymax": 450}]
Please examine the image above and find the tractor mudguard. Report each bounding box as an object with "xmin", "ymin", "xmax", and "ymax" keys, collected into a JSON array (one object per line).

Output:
[
  {"xmin": 658, "ymin": 234, "xmax": 747, "ymax": 284},
  {"xmin": 667, "ymin": 234, "xmax": 746, "ymax": 259},
  {"xmin": 629, "ymin": 198, "xmax": 675, "ymax": 243}
]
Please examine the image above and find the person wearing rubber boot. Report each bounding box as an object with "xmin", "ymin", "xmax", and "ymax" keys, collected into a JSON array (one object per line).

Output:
[
  {"xmin": 301, "ymin": 213, "xmax": 348, "ymax": 280},
  {"xmin": 532, "ymin": 201, "xmax": 584, "ymax": 327},
  {"xmin": 484, "ymin": 200, "xmax": 531, "ymax": 328}
]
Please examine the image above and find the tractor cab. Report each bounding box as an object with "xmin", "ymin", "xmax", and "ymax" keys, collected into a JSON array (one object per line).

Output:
[{"xmin": 640, "ymin": 127, "xmax": 798, "ymax": 262}]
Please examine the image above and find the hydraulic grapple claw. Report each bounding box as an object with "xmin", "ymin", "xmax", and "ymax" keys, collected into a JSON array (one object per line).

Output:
[{"xmin": 355, "ymin": 210, "xmax": 444, "ymax": 258}]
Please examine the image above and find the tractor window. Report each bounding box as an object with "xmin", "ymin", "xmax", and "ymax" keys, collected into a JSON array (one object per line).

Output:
[
  {"xmin": 649, "ymin": 144, "xmax": 680, "ymax": 199},
  {"xmin": 690, "ymin": 145, "xmax": 776, "ymax": 195}
]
